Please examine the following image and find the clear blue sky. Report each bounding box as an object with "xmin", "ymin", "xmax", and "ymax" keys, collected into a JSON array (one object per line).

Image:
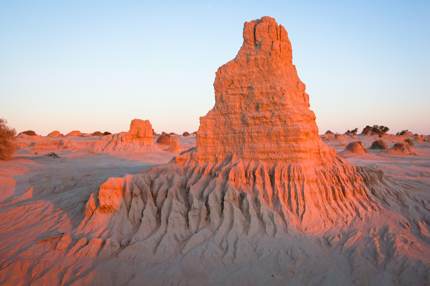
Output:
[{"xmin": 1, "ymin": 0, "xmax": 429, "ymax": 135}]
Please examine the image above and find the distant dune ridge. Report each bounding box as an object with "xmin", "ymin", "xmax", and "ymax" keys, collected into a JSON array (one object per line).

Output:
[{"xmin": 0, "ymin": 17, "xmax": 429, "ymax": 286}]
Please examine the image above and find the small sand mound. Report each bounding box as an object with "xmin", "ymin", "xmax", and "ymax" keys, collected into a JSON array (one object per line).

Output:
[
  {"xmin": 322, "ymin": 130, "xmax": 335, "ymax": 140},
  {"xmin": 91, "ymin": 131, "xmax": 103, "ymax": 136},
  {"xmin": 389, "ymin": 142, "xmax": 416, "ymax": 155},
  {"xmin": 334, "ymin": 134, "xmax": 348, "ymax": 144},
  {"xmin": 66, "ymin": 130, "xmax": 81, "ymax": 137},
  {"xmin": 156, "ymin": 133, "xmax": 172, "ymax": 145},
  {"xmin": 345, "ymin": 141, "xmax": 367, "ymax": 154},
  {"xmin": 47, "ymin": 130, "xmax": 62, "ymax": 137},
  {"xmin": 370, "ymin": 139, "xmax": 388, "ymax": 150},
  {"xmin": 157, "ymin": 133, "xmax": 180, "ymax": 152}
]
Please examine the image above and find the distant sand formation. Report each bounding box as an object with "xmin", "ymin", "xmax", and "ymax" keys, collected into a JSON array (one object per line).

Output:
[{"xmin": 95, "ymin": 119, "xmax": 154, "ymax": 152}]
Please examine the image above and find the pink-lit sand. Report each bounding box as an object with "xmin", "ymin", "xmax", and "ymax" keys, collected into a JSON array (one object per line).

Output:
[
  {"xmin": 1, "ymin": 16, "xmax": 429, "ymax": 286},
  {"xmin": 0, "ymin": 133, "xmax": 429, "ymax": 285}
]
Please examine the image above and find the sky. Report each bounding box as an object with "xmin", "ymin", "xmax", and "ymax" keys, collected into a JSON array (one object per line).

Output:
[{"xmin": 0, "ymin": 0, "xmax": 429, "ymax": 135}]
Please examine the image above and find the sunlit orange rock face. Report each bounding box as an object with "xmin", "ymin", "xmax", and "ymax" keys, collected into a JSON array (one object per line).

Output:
[
  {"xmin": 94, "ymin": 118, "xmax": 154, "ymax": 152},
  {"xmin": 128, "ymin": 119, "xmax": 153, "ymax": 144},
  {"xmin": 197, "ymin": 16, "xmax": 334, "ymax": 164}
]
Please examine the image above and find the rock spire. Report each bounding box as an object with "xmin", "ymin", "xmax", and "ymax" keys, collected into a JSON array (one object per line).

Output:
[{"xmin": 196, "ymin": 16, "xmax": 334, "ymax": 164}]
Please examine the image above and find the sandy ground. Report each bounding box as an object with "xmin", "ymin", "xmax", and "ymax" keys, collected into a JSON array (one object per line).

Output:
[
  {"xmin": 0, "ymin": 134, "xmax": 429, "ymax": 285},
  {"xmin": 331, "ymin": 134, "xmax": 430, "ymax": 192}
]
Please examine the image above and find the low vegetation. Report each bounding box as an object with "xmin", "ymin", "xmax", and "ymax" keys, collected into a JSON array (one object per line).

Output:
[
  {"xmin": 345, "ymin": 128, "xmax": 358, "ymax": 136},
  {"xmin": 0, "ymin": 119, "xmax": 16, "ymax": 160},
  {"xmin": 361, "ymin": 125, "xmax": 389, "ymax": 136}
]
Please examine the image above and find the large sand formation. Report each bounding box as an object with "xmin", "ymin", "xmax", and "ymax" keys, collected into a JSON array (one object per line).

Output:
[
  {"xmin": 75, "ymin": 17, "xmax": 429, "ymax": 284},
  {"xmin": 1, "ymin": 16, "xmax": 429, "ymax": 286},
  {"xmin": 83, "ymin": 17, "xmax": 391, "ymax": 233}
]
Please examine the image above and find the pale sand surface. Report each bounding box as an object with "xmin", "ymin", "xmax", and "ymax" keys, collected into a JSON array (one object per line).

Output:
[{"xmin": 0, "ymin": 134, "xmax": 429, "ymax": 285}]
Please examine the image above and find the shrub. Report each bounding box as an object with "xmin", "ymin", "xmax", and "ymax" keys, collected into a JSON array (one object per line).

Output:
[
  {"xmin": 361, "ymin": 125, "xmax": 389, "ymax": 136},
  {"xmin": 0, "ymin": 119, "xmax": 17, "ymax": 160},
  {"xmin": 20, "ymin": 130, "xmax": 37, "ymax": 136},
  {"xmin": 396, "ymin": 130, "xmax": 415, "ymax": 137},
  {"xmin": 345, "ymin": 128, "xmax": 358, "ymax": 136}
]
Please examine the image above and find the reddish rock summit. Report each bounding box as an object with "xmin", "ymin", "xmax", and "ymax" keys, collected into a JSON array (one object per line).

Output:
[
  {"xmin": 128, "ymin": 119, "xmax": 153, "ymax": 144},
  {"xmin": 197, "ymin": 17, "xmax": 334, "ymax": 164},
  {"xmin": 94, "ymin": 119, "xmax": 154, "ymax": 152}
]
